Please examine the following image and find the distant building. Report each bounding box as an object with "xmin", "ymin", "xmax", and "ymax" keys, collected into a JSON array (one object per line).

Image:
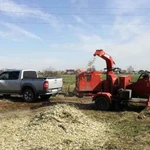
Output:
[{"xmin": 66, "ymin": 69, "xmax": 75, "ymax": 74}]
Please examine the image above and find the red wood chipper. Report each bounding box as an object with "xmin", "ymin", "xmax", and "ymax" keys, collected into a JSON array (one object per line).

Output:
[{"xmin": 71, "ymin": 49, "xmax": 150, "ymax": 110}]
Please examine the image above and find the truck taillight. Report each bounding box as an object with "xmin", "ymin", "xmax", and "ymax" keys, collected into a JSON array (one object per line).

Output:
[{"xmin": 43, "ymin": 81, "xmax": 49, "ymax": 90}]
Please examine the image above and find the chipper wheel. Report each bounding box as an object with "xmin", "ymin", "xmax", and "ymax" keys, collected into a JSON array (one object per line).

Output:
[{"xmin": 95, "ymin": 96, "xmax": 111, "ymax": 111}]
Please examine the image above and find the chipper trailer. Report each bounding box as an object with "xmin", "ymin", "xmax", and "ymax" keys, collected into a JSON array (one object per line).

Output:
[{"xmin": 72, "ymin": 49, "xmax": 150, "ymax": 111}]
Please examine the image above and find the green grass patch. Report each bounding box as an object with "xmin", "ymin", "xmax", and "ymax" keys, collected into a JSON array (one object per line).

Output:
[
  {"xmin": 61, "ymin": 75, "xmax": 76, "ymax": 85},
  {"xmin": 81, "ymin": 109, "xmax": 150, "ymax": 150},
  {"xmin": 61, "ymin": 74, "xmax": 141, "ymax": 86}
]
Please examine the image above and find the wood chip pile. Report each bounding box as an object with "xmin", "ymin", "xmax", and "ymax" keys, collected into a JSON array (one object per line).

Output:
[{"xmin": 0, "ymin": 104, "xmax": 111, "ymax": 150}]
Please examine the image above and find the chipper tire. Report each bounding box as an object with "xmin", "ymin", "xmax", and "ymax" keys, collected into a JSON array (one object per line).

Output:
[
  {"xmin": 95, "ymin": 96, "xmax": 111, "ymax": 111},
  {"xmin": 23, "ymin": 88, "xmax": 35, "ymax": 103}
]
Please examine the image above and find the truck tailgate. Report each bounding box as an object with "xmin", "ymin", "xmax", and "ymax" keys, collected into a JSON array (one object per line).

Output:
[{"xmin": 47, "ymin": 78, "xmax": 62, "ymax": 89}]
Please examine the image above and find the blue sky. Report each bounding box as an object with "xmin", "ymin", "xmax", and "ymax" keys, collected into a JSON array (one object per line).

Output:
[{"xmin": 0, "ymin": 0, "xmax": 150, "ymax": 71}]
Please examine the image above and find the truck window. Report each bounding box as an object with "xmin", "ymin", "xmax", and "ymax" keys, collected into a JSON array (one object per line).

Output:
[
  {"xmin": 9, "ymin": 71, "xmax": 20, "ymax": 80},
  {"xmin": 0, "ymin": 72, "xmax": 9, "ymax": 80},
  {"xmin": 23, "ymin": 71, "xmax": 37, "ymax": 79},
  {"xmin": 0, "ymin": 71, "xmax": 20, "ymax": 80}
]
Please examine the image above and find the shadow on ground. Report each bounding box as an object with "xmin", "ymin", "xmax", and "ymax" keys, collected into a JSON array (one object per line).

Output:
[
  {"xmin": 0, "ymin": 95, "xmax": 24, "ymax": 102},
  {"xmin": 30, "ymin": 101, "xmax": 96, "ymax": 110},
  {"xmin": 0, "ymin": 95, "xmax": 146, "ymax": 113},
  {"xmin": 30, "ymin": 100, "xmax": 146, "ymax": 113},
  {"xmin": 0, "ymin": 95, "xmax": 47, "ymax": 103}
]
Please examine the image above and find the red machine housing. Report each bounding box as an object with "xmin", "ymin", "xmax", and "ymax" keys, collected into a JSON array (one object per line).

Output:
[
  {"xmin": 127, "ymin": 75, "xmax": 150, "ymax": 98},
  {"xmin": 119, "ymin": 76, "xmax": 131, "ymax": 89},
  {"xmin": 76, "ymin": 71, "xmax": 102, "ymax": 93}
]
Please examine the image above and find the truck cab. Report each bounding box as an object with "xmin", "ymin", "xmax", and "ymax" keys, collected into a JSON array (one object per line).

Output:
[{"xmin": 0, "ymin": 70, "xmax": 37, "ymax": 94}]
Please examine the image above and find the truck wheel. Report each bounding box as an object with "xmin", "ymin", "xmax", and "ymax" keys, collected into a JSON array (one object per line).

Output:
[
  {"xmin": 95, "ymin": 96, "xmax": 110, "ymax": 111},
  {"xmin": 23, "ymin": 89, "xmax": 35, "ymax": 102},
  {"xmin": 40, "ymin": 95, "xmax": 51, "ymax": 100}
]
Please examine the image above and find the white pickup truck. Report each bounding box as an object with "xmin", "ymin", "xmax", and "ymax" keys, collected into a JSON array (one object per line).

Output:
[{"xmin": 0, "ymin": 69, "xmax": 63, "ymax": 102}]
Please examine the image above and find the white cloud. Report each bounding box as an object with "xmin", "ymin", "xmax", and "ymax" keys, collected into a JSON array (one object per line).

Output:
[
  {"xmin": 108, "ymin": 0, "xmax": 149, "ymax": 14},
  {"xmin": 70, "ymin": 0, "xmax": 88, "ymax": 7},
  {"xmin": 1, "ymin": 22, "xmax": 42, "ymax": 41},
  {"xmin": 99, "ymin": 0, "xmax": 150, "ymax": 70},
  {"xmin": 49, "ymin": 34, "xmax": 105, "ymax": 52},
  {"xmin": 1, "ymin": 0, "xmax": 150, "ymax": 71},
  {"xmin": 0, "ymin": 30, "xmax": 10, "ymax": 38},
  {"xmin": 108, "ymin": 0, "xmax": 149, "ymax": 41},
  {"xmin": 73, "ymin": 15, "xmax": 84, "ymax": 24},
  {"xmin": 111, "ymin": 18, "xmax": 144, "ymax": 41},
  {"xmin": 50, "ymin": 29, "xmax": 150, "ymax": 70},
  {"xmin": 0, "ymin": 0, "xmax": 59, "ymax": 27}
]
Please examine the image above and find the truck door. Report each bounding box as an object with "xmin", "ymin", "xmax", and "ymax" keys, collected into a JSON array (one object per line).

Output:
[
  {"xmin": 0, "ymin": 71, "xmax": 20, "ymax": 93},
  {"xmin": 7, "ymin": 71, "xmax": 20, "ymax": 93},
  {"xmin": 0, "ymin": 72, "xmax": 9, "ymax": 92}
]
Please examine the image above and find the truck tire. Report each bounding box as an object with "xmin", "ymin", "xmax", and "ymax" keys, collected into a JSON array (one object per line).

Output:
[
  {"xmin": 95, "ymin": 96, "xmax": 111, "ymax": 111},
  {"xmin": 40, "ymin": 95, "xmax": 51, "ymax": 100},
  {"xmin": 23, "ymin": 88, "xmax": 35, "ymax": 102}
]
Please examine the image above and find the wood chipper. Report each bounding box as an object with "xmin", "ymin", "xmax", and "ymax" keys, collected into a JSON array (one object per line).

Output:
[{"xmin": 72, "ymin": 49, "xmax": 150, "ymax": 110}]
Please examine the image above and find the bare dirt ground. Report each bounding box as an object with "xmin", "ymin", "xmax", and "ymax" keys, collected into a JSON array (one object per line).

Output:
[
  {"xmin": 0, "ymin": 95, "xmax": 93, "ymax": 113},
  {"xmin": 0, "ymin": 95, "xmax": 150, "ymax": 150}
]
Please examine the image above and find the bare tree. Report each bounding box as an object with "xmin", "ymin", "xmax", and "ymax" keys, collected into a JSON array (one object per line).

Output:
[{"xmin": 39, "ymin": 67, "xmax": 59, "ymax": 77}]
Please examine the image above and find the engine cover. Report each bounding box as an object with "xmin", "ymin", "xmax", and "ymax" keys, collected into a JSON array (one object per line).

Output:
[{"xmin": 118, "ymin": 89, "xmax": 132, "ymax": 100}]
